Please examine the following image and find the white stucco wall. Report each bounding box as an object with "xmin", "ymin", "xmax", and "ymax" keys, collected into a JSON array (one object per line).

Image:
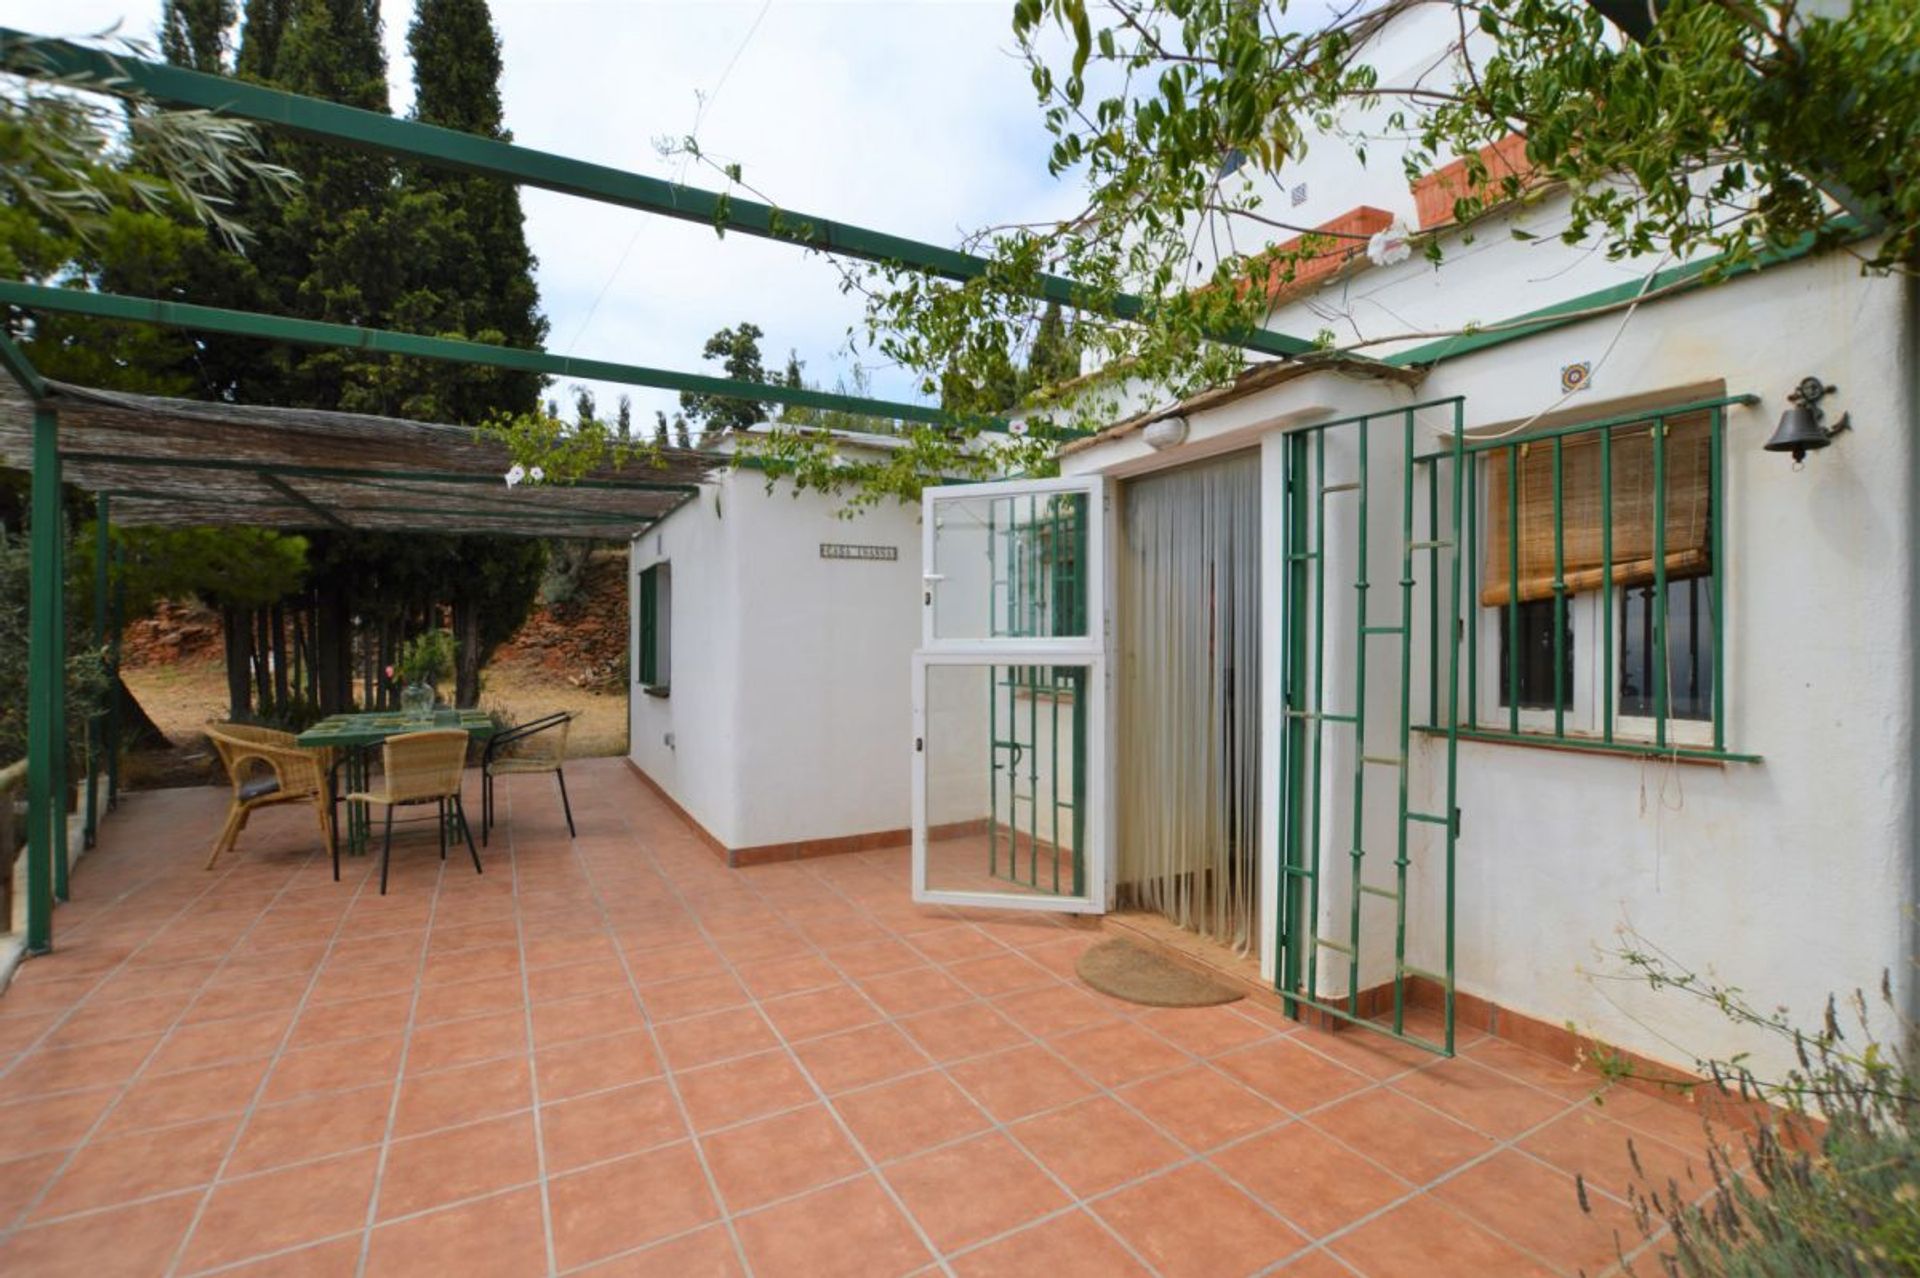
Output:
[
  {"xmin": 629, "ymin": 470, "xmax": 922, "ymax": 852},
  {"xmin": 1066, "ymin": 246, "xmax": 1919, "ymax": 1077}
]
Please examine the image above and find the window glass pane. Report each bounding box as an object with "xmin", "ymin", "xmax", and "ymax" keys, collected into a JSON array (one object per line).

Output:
[
  {"xmin": 1497, "ymin": 598, "xmax": 1573, "ymax": 710},
  {"xmin": 1620, "ymin": 576, "xmax": 1712, "ymax": 720},
  {"xmin": 930, "ymin": 491, "xmax": 1089, "ymax": 641}
]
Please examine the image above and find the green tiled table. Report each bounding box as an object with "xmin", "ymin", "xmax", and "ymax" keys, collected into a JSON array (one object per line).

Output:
[{"xmin": 298, "ymin": 709, "xmax": 496, "ymax": 856}]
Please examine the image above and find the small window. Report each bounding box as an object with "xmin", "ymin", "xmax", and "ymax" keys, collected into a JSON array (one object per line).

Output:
[{"xmin": 638, "ymin": 563, "xmax": 670, "ymax": 692}]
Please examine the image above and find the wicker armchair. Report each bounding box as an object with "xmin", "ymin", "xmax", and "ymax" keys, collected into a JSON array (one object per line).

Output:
[
  {"xmin": 343, "ymin": 728, "xmax": 480, "ymax": 893},
  {"xmin": 204, "ymin": 723, "xmax": 337, "ymax": 871},
  {"xmin": 481, "ymin": 711, "xmax": 576, "ymax": 844}
]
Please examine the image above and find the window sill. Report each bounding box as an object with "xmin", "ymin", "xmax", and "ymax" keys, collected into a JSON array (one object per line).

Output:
[
  {"xmin": 1414, "ymin": 724, "xmax": 1759, "ymax": 766},
  {"xmin": 641, "ymin": 685, "xmax": 671, "ymax": 699}
]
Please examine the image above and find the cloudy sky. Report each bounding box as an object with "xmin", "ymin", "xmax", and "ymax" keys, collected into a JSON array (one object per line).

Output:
[{"xmin": 18, "ymin": 1, "xmax": 1080, "ymax": 423}]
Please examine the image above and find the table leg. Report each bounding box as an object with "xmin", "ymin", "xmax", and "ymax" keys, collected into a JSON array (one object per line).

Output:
[{"xmin": 347, "ymin": 746, "xmax": 370, "ymax": 856}]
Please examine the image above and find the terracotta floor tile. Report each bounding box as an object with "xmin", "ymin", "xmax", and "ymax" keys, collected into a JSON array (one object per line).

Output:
[
  {"xmin": 206, "ymin": 1234, "xmax": 364, "ymax": 1277},
  {"xmin": 0, "ymin": 1085, "xmax": 119, "ymax": 1153},
  {"xmin": 0, "ymin": 1189, "xmax": 201, "ymax": 1278},
  {"xmin": 228, "ymin": 1083, "xmax": 393, "ymax": 1175},
  {"xmin": 30, "ymin": 1115, "xmax": 237, "ymax": 1220},
  {"xmin": 530, "ymin": 987, "xmax": 646, "ymax": 1048},
  {"xmin": 1137, "ymin": 1005, "xmax": 1276, "ymax": 1058},
  {"xmin": 1393, "ymin": 1055, "xmax": 1573, "ymax": 1139},
  {"xmin": 0, "ymin": 1033, "xmax": 163, "ymax": 1101},
  {"xmin": 43, "ymin": 991, "xmax": 193, "ymax": 1048},
  {"xmin": 910, "ymin": 925, "xmax": 1008, "ymax": 965},
  {"xmin": 264, "ymin": 1033, "xmax": 404, "ymax": 1103},
  {"xmin": 542, "ymin": 1079, "xmax": 686, "ymax": 1171},
  {"xmin": 404, "ymin": 1009, "xmax": 526, "ymax": 1075},
  {"xmin": 946, "ymin": 951, "xmax": 1056, "ymax": 998},
  {"xmin": 996, "ymin": 984, "xmax": 1125, "ymax": 1038},
  {"xmin": 286, "ymin": 991, "xmax": 414, "ymax": 1051},
  {"xmin": 536, "ymin": 1027, "xmax": 663, "ymax": 1100},
  {"xmin": 1330, "ymin": 1195, "xmax": 1555, "ymax": 1277},
  {"xmin": 732, "ymin": 955, "xmax": 842, "ymax": 1001},
  {"xmin": 180, "ymin": 1148, "xmax": 380, "ymax": 1272},
  {"xmin": 636, "ymin": 973, "xmax": 750, "ymax": 1022},
  {"xmin": 1214, "ymin": 1039, "xmax": 1373, "ymax": 1113},
  {"xmin": 412, "ymin": 974, "xmax": 524, "ymax": 1026},
  {"xmin": 733, "ymin": 1175, "xmax": 931, "ymax": 1278},
  {"xmin": 145, "ymin": 1010, "xmax": 291, "ymax": 1075},
  {"xmin": 675, "ymin": 1049, "xmax": 817, "ymax": 1131},
  {"xmin": 104, "ymin": 1059, "xmax": 270, "ymax": 1134},
  {"xmin": 791, "ymin": 1022, "xmax": 931, "ymax": 1094},
  {"xmin": 886, "ymin": 1131, "xmax": 1068, "ymax": 1251},
  {"xmin": 951, "ymin": 1208, "xmax": 1153, "ymax": 1277},
  {"xmin": 1465, "ymin": 1038, "xmax": 1609, "ymax": 1101},
  {"xmin": 1519, "ymin": 1106, "xmax": 1705, "ymax": 1204},
  {"xmin": 0, "ymin": 1150, "xmax": 66, "ymax": 1226},
  {"xmin": 624, "ymin": 942, "xmax": 727, "ymax": 985},
  {"xmin": 1012, "ymin": 1096, "xmax": 1184, "ymax": 1196},
  {"xmin": 1209, "ymin": 1122, "xmax": 1412, "ymax": 1237},
  {"xmin": 897, "ymin": 1001, "xmax": 1026, "ymax": 1062},
  {"xmin": 393, "ymin": 1054, "xmax": 532, "ymax": 1137},
  {"xmin": 654, "ymin": 1006, "xmax": 778, "ymax": 1071},
  {"xmin": 822, "ymin": 938, "xmax": 924, "ymax": 979},
  {"xmin": 1272, "ymin": 1250, "xmax": 1366, "ymax": 1277},
  {"xmin": 701, "ymin": 1104, "xmax": 866, "ymax": 1212},
  {"xmin": 1309, "ymin": 1088, "xmax": 1497, "ymax": 1185},
  {"xmin": 572, "ymin": 1227, "xmax": 741, "ymax": 1275},
  {"xmin": 524, "ymin": 931, "xmax": 617, "ymax": 970},
  {"xmin": 378, "ymin": 1110, "xmax": 541, "ymax": 1219},
  {"xmin": 366, "ymin": 1184, "xmax": 547, "ymax": 1278},
  {"xmin": 948, "ymin": 1044, "xmax": 1096, "ymax": 1122},
  {"xmin": 834, "ymin": 1071, "xmax": 992, "ymax": 1162},
  {"xmin": 1120, "ymin": 1065, "xmax": 1287, "ymax": 1152},
  {"xmin": 1094, "ymin": 1163, "xmax": 1307, "ymax": 1278},
  {"xmin": 548, "ymin": 1142, "xmax": 719, "ymax": 1270},
  {"xmin": 759, "ymin": 984, "xmax": 881, "ymax": 1042},
  {"xmin": 527, "ymin": 959, "xmax": 633, "ymax": 1005},
  {"xmin": 857, "ymin": 966, "xmax": 974, "ymax": 1017},
  {"xmin": 1434, "ymin": 1149, "xmax": 1642, "ymax": 1275},
  {"xmin": 1051, "ymin": 1019, "xmax": 1193, "ymax": 1088}
]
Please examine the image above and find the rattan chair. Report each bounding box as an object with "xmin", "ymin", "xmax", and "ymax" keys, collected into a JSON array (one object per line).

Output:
[
  {"xmin": 342, "ymin": 728, "xmax": 481, "ymax": 893},
  {"xmin": 204, "ymin": 723, "xmax": 337, "ymax": 871},
  {"xmin": 481, "ymin": 711, "xmax": 576, "ymax": 845}
]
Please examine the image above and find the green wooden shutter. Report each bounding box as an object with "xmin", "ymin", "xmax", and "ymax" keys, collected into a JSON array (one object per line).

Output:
[{"xmin": 638, "ymin": 566, "xmax": 658, "ymax": 686}]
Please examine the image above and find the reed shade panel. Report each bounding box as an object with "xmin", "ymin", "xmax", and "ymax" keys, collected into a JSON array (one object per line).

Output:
[
  {"xmin": 1480, "ymin": 411, "xmax": 1711, "ymax": 606},
  {"xmin": 1116, "ymin": 451, "xmax": 1261, "ymax": 953}
]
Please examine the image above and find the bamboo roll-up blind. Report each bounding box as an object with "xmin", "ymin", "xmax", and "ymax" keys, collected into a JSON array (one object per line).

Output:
[{"xmin": 1482, "ymin": 412, "xmax": 1711, "ymax": 606}]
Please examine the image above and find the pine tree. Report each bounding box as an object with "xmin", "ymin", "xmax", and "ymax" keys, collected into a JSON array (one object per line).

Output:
[{"xmin": 678, "ymin": 322, "xmax": 771, "ymax": 441}]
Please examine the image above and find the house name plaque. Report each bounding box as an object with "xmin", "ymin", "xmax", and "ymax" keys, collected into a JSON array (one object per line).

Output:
[{"xmin": 819, "ymin": 543, "xmax": 898, "ymax": 562}]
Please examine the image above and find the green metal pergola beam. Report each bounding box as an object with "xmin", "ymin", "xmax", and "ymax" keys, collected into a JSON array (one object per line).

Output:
[
  {"xmin": 2, "ymin": 30, "xmax": 1315, "ymax": 361},
  {"xmin": 259, "ymin": 472, "xmax": 350, "ymax": 530},
  {"xmin": 0, "ymin": 331, "xmax": 49, "ymax": 399},
  {"xmin": 0, "ymin": 278, "xmax": 1035, "ymax": 435}
]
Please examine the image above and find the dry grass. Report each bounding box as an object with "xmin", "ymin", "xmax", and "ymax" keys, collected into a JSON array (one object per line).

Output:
[{"xmin": 121, "ymin": 654, "xmax": 628, "ymax": 789}]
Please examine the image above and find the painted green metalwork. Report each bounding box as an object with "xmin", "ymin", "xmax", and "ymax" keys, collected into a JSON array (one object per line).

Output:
[
  {"xmin": 0, "ymin": 279, "xmax": 1028, "ymax": 436},
  {"xmin": 1278, "ymin": 397, "xmax": 1465, "ymax": 1055},
  {"xmin": 259, "ymin": 474, "xmax": 351, "ymax": 530},
  {"xmin": 107, "ymin": 540, "xmax": 124, "ymax": 809},
  {"xmin": 0, "ymin": 331, "xmax": 49, "ymax": 399},
  {"xmin": 84, "ymin": 494, "xmax": 109, "ymax": 850},
  {"xmin": 24, "ymin": 405, "xmax": 61, "ymax": 951},
  {"xmin": 1, "ymin": 31, "xmax": 1314, "ymax": 363},
  {"xmin": 1412, "ymin": 392, "xmax": 1757, "ymax": 765},
  {"xmin": 637, "ymin": 566, "xmax": 661, "ymax": 687}
]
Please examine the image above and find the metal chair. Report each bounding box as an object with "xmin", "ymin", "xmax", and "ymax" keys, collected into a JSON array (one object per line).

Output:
[
  {"xmin": 204, "ymin": 723, "xmax": 336, "ymax": 871},
  {"xmin": 342, "ymin": 728, "xmax": 481, "ymax": 894},
  {"xmin": 481, "ymin": 711, "xmax": 576, "ymax": 844}
]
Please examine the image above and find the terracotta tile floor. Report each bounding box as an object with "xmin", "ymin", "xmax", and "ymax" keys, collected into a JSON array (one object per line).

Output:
[{"xmin": 0, "ymin": 758, "xmax": 1718, "ymax": 1276}]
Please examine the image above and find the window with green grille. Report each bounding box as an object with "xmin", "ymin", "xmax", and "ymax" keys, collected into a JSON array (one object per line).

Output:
[{"xmin": 638, "ymin": 563, "xmax": 668, "ymax": 690}]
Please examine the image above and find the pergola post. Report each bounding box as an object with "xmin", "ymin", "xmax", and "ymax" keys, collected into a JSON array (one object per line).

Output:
[
  {"xmin": 24, "ymin": 405, "xmax": 64, "ymax": 949},
  {"xmin": 107, "ymin": 539, "xmax": 124, "ymax": 809},
  {"xmin": 84, "ymin": 493, "xmax": 108, "ymax": 848}
]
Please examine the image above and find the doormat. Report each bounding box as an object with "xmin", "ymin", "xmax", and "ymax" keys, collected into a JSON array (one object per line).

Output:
[{"xmin": 1076, "ymin": 939, "xmax": 1244, "ymax": 1008}]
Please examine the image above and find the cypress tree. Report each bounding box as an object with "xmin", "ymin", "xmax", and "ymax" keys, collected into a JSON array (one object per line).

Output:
[{"xmin": 160, "ymin": 0, "xmax": 237, "ymax": 73}]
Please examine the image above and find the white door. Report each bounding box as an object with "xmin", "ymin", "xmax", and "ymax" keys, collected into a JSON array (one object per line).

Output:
[{"xmin": 912, "ymin": 476, "xmax": 1108, "ymax": 913}]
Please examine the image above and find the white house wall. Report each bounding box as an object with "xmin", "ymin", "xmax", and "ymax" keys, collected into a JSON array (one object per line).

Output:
[{"xmin": 1067, "ymin": 248, "xmax": 1918, "ymax": 1077}]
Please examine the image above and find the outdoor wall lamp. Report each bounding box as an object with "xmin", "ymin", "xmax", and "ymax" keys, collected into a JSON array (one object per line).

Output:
[
  {"xmin": 1764, "ymin": 377, "xmax": 1851, "ymax": 466},
  {"xmin": 1144, "ymin": 414, "xmax": 1189, "ymax": 450}
]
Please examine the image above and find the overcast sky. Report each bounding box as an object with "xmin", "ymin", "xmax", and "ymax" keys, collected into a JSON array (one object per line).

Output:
[{"xmin": 18, "ymin": 1, "xmax": 1079, "ymax": 424}]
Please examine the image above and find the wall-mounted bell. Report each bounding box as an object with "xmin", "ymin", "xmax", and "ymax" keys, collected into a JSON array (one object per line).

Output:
[{"xmin": 1764, "ymin": 377, "xmax": 1850, "ymax": 465}]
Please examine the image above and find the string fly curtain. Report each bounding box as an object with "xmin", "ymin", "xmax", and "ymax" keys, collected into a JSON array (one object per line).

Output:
[
  {"xmin": 1117, "ymin": 451, "xmax": 1262, "ymax": 952},
  {"xmin": 1482, "ymin": 411, "xmax": 1711, "ymax": 606}
]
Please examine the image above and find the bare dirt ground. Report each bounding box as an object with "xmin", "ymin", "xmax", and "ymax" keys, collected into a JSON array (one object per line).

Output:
[{"xmin": 120, "ymin": 654, "xmax": 629, "ymax": 790}]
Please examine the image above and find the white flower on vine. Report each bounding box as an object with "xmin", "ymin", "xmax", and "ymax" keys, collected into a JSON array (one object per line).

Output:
[
  {"xmin": 1366, "ymin": 220, "xmax": 1412, "ymax": 267},
  {"xmin": 1008, "ymin": 419, "xmax": 1029, "ymax": 437},
  {"xmin": 504, "ymin": 463, "xmax": 526, "ymax": 488},
  {"xmin": 529, "ymin": 466, "xmax": 545, "ymax": 483}
]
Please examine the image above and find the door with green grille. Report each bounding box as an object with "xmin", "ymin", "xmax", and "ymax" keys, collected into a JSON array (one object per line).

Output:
[
  {"xmin": 1277, "ymin": 401, "xmax": 1466, "ymax": 1054},
  {"xmin": 913, "ymin": 476, "xmax": 1108, "ymax": 913}
]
